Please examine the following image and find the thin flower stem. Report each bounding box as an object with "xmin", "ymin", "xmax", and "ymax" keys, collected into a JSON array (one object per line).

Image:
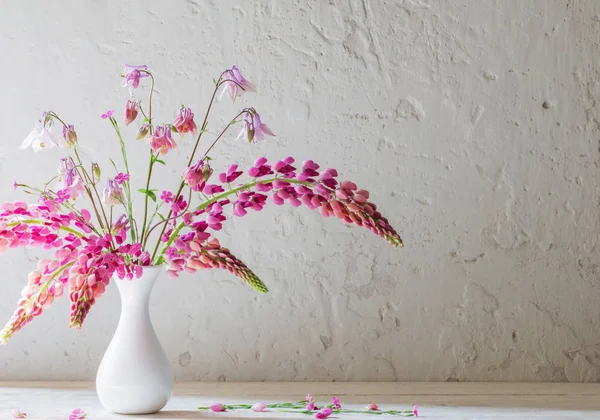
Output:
[
  {"xmin": 143, "ymin": 187, "xmax": 192, "ymax": 248},
  {"xmin": 153, "ymin": 177, "xmax": 313, "ymax": 264},
  {"xmin": 201, "ymin": 110, "xmax": 245, "ymax": 159},
  {"xmin": 139, "ymin": 71, "xmax": 156, "ymax": 247}
]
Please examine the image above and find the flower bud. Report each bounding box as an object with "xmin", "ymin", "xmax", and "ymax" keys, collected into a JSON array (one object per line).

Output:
[
  {"xmin": 124, "ymin": 100, "xmax": 138, "ymax": 126},
  {"xmin": 62, "ymin": 124, "xmax": 78, "ymax": 146},
  {"xmin": 136, "ymin": 123, "xmax": 150, "ymax": 140},
  {"xmin": 91, "ymin": 163, "xmax": 101, "ymax": 182}
]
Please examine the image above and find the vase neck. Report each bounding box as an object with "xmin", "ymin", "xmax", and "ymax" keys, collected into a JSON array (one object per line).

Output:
[{"xmin": 115, "ymin": 266, "xmax": 163, "ymax": 306}]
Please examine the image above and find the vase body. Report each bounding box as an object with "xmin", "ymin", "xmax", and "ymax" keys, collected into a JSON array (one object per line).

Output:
[{"xmin": 96, "ymin": 266, "xmax": 174, "ymax": 414}]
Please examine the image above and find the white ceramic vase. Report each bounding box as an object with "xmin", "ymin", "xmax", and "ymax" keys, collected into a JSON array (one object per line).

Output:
[{"xmin": 96, "ymin": 266, "xmax": 174, "ymax": 414}]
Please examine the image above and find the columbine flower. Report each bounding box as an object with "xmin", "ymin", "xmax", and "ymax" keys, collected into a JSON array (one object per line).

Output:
[
  {"xmin": 20, "ymin": 113, "xmax": 60, "ymax": 152},
  {"xmin": 366, "ymin": 402, "xmax": 379, "ymax": 411},
  {"xmin": 121, "ymin": 63, "xmax": 149, "ymax": 93},
  {"xmin": 151, "ymin": 125, "xmax": 177, "ymax": 155},
  {"xmin": 56, "ymin": 158, "xmax": 84, "ymax": 199},
  {"xmin": 237, "ymin": 109, "xmax": 274, "ymax": 143},
  {"xmin": 101, "ymin": 110, "xmax": 114, "ymax": 119},
  {"xmin": 11, "ymin": 409, "xmax": 27, "ymax": 418},
  {"xmin": 221, "ymin": 65, "xmax": 256, "ymax": 102},
  {"xmin": 136, "ymin": 123, "xmax": 151, "ymax": 140},
  {"xmin": 209, "ymin": 403, "xmax": 225, "ymax": 412},
  {"xmin": 102, "ymin": 179, "xmax": 124, "ymax": 206},
  {"xmin": 62, "ymin": 124, "xmax": 78, "ymax": 146},
  {"xmin": 173, "ymin": 107, "xmax": 198, "ymax": 136},
  {"xmin": 315, "ymin": 407, "xmax": 332, "ymax": 419},
  {"xmin": 124, "ymin": 100, "xmax": 138, "ymax": 126},
  {"xmin": 69, "ymin": 408, "xmax": 86, "ymax": 419},
  {"xmin": 332, "ymin": 396, "xmax": 341, "ymax": 410},
  {"xmin": 184, "ymin": 159, "xmax": 212, "ymax": 191},
  {"xmin": 251, "ymin": 402, "xmax": 266, "ymax": 412}
]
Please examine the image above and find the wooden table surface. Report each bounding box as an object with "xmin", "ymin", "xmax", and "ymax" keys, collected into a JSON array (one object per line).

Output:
[{"xmin": 1, "ymin": 382, "xmax": 599, "ymax": 419}]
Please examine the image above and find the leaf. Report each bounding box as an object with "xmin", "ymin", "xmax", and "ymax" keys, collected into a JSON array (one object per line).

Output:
[
  {"xmin": 153, "ymin": 158, "xmax": 166, "ymax": 166},
  {"xmin": 138, "ymin": 189, "xmax": 157, "ymax": 202},
  {"xmin": 109, "ymin": 159, "xmax": 119, "ymax": 172}
]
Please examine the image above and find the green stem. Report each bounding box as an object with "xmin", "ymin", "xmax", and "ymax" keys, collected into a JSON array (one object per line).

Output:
[
  {"xmin": 138, "ymin": 71, "xmax": 156, "ymax": 246},
  {"xmin": 152, "ymin": 177, "xmax": 313, "ymax": 264},
  {"xmin": 109, "ymin": 117, "xmax": 135, "ymax": 242}
]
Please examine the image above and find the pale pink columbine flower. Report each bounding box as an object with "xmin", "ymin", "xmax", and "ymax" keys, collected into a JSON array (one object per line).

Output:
[
  {"xmin": 184, "ymin": 159, "xmax": 212, "ymax": 191},
  {"xmin": 251, "ymin": 402, "xmax": 266, "ymax": 412},
  {"xmin": 237, "ymin": 109, "xmax": 275, "ymax": 143},
  {"xmin": 366, "ymin": 402, "xmax": 379, "ymax": 411},
  {"xmin": 173, "ymin": 107, "xmax": 198, "ymax": 136},
  {"xmin": 332, "ymin": 396, "xmax": 341, "ymax": 410},
  {"xmin": 124, "ymin": 100, "xmax": 138, "ymax": 126},
  {"xmin": 69, "ymin": 408, "xmax": 86, "ymax": 419},
  {"xmin": 56, "ymin": 158, "xmax": 84, "ymax": 199},
  {"xmin": 413, "ymin": 405, "xmax": 419, "ymax": 417},
  {"xmin": 315, "ymin": 407, "xmax": 332, "ymax": 419},
  {"xmin": 220, "ymin": 65, "xmax": 256, "ymax": 102},
  {"xmin": 20, "ymin": 113, "xmax": 60, "ymax": 152},
  {"xmin": 11, "ymin": 408, "xmax": 27, "ymax": 418},
  {"xmin": 209, "ymin": 403, "xmax": 225, "ymax": 412},
  {"xmin": 62, "ymin": 124, "xmax": 78, "ymax": 146},
  {"xmin": 102, "ymin": 179, "xmax": 125, "ymax": 206},
  {"xmin": 121, "ymin": 63, "xmax": 149, "ymax": 93},
  {"xmin": 151, "ymin": 125, "xmax": 177, "ymax": 155}
]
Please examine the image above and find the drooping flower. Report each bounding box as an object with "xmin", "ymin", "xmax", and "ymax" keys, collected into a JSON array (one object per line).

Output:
[
  {"xmin": 102, "ymin": 179, "xmax": 125, "ymax": 206},
  {"xmin": 62, "ymin": 124, "xmax": 78, "ymax": 146},
  {"xmin": 136, "ymin": 123, "xmax": 151, "ymax": 140},
  {"xmin": 237, "ymin": 109, "xmax": 274, "ymax": 143},
  {"xmin": 251, "ymin": 402, "xmax": 266, "ymax": 412},
  {"xmin": 11, "ymin": 408, "xmax": 27, "ymax": 418},
  {"xmin": 56, "ymin": 158, "xmax": 85, "ymax": 199},
  {"xmin": 124, "ymin": 100, "xmax": 138, "ymax": 126},
  {"xmin": 20, "ymin": 113, "xmax": 60, "ymax": 152},
  {"xmin": 150, "ymin": 125, "xmax": 177, "ymax": 155},
  {"xmin": 173, "ymin": 107, "xmax": 198, "ymax": 136},
  {"xmin": 220, "ymin": 65, "xmax": 256, "ymax": 102},
  {"xmin": 366, "ymin": 402, "xmax": 379, "ymax": 411},
  {"xmin": 209, "ymin": 403, "xmax": 225, "ymax": 412},
  {"xmin": 184, "ymin": 159, "xmax": 212, "ymax": 191},
  {"xmin": 315, "ymin": 407, "xmax": 332, "ymax": 419},
  {"xmin": 101, "ymin": 110, "xmax": 114, "ymax": 119},
  {"xmin": 69, "ymin": 408, "xmax": 86, "ymax": 419},
  {"xmin": 332, "ymin": 396, "xmax": 341, "ymax": 410},
  {"xmin": 121, "ymin": 63, "xmax": 149, "ymax": 93}
]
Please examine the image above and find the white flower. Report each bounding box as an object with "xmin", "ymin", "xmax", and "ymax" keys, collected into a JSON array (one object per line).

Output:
[{"xmin": 20, "ymin": 116, "xmax": 60, "ymax": 152}]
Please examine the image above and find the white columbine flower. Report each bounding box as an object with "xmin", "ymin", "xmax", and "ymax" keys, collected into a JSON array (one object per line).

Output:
[{"xmin": 20, "ymin": 113, "xmax": 60, "ymax": 152}]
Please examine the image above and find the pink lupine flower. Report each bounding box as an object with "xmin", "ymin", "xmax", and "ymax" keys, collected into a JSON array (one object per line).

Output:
[
  {"xmin": 102, "ymin": 179, "xmax": 125, "ymax": 206},
  {"xmin": 237, "ymin": 109, "xmax": 274, "ymax": 143},
  {"xmin": 151, "ymin": 125, "xmax": 177, "ymax": 155},
  {"xmin": 332, "ymin": 396, "xmax": 341, "ymax": 410},
  {"xmin": 173, "ymin": 107, "xmax": 198, "ymax": 136},
  {"xmin": 69, "ymin": 408, "xmax": 86, "ymax": 419},
  {"xmin": 248, "ymin": 157, "xmax": 273, "ymax": 178},
  {"xmin": 124, "ymin": 100, "xmax": 138, "ymax": 126},
  {"xmin": 121, "ymin": 63, "xmax": 149, "ymax": 92},
  {"xmin": 251, "ymin": 402, "xmax": 266, "ymax": 412},
  {"xmin": 101, "ymin": 110, "xmax": 114, "ymax": 119},
  {"xmin": 366, "ymin": 402, "xmax": 379, "ymax": 411},
  {"xmin": 184, "ymin": 160, "xmax": 212, "ymax": 191},
  {"xmin": 20, "ymin": 113, "xmax": 60, "ymax": 152},
  {"xmin": 315, "ymin": 407, "xmax": 332, "ymax": 419},
  {"xmin": 203, "ymin": 184, "xmax": 225, "ymax": 195},
  {"xmin": 413, "ymin": 405, "xmax": 418, "ymax": 417},
  {"xmin": 62, "ymin": 124, "xmax": 78, "ymax": 146},
  {"xmin": 11, "ymin": 408, "xmax": 27, "ymax": 418},
  {"xmin": 114, "ymin": 173, "xmax": 130, "ymax": 185},
  {"xmin": 209, "ymin": 403, "xmax": 225, "ymax": 412},
  {"xmin": 221, "ymin": 65, "xmax": 256, "ymax": 102},
  {"xmin": 218, "ymin": 164, "xmax": 243, "ymax": 184}
]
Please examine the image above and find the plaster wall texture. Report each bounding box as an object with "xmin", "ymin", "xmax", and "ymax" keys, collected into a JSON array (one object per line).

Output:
[{"xmin": 0, "ymin": 0, "xmax": 599, "ymax": 382}]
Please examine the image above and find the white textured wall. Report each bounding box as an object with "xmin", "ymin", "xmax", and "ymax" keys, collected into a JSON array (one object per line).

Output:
[{"xmin": 1, "ymin": 0, "xmax": 599, "ymax": 382}]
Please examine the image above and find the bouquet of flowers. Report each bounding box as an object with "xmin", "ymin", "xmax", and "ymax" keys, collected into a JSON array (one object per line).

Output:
[{"xmin": 0, "ymin": 63, "xmax": 403, "ymax": 344}]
